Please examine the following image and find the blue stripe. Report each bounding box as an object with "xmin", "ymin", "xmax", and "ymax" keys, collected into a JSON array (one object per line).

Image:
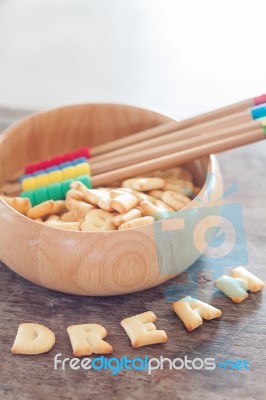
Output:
[{"xmin": 250, "ymin": 104, "xmax": 266, "ymax": 119}]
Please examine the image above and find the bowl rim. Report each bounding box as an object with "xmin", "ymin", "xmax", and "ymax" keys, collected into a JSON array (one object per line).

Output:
[{"xmin": 0, "ymin": 101, "xmax": 178, "ymax": 145}]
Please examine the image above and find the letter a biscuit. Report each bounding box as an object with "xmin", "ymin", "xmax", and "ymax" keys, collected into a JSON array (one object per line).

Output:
[{"xmin": 172, "ymin": 296, "xmax": 222, "ymax": 331}]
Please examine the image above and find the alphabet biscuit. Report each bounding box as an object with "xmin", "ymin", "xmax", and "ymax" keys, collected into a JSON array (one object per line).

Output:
[
  {"xmin": 27, "ymin": 200, "xmax": 66, "ymax": 220},
  {"xmin": 81, "ymin": 209, "xmax": 116, "ymax": 231},
  {"xmin": 110, "ymin": 192, "xmax": 138, "ymax": 213},
  {"xmin": 122, "ymin": 177, "xmax": 165, "ymax": 191},
  {"xmin": 172, "ymin": 296, "xmax": 222, "ymax": 331},
  {"xmin": 11, "ymin": 323, "xmax": 55, "ymax": 355},
  {"xmin": 121, "ymin": 311, "xmax": 168, "ymax": 348},
  {"xmin": 1, "ymin": 195, "xmax": 31, "ymax": 215},
  {"xmin": 163, "ymin": 179, "xmax": 194, "ymax": 196},
  {"xmin": 214, "ymin": 267, "xmax": 264, "ymax": 303},
  {"xmin": 162, "ymin": 191, "xmax": 191, "ymax": 211},
  {"xmin": 67, "ymin": 324, "xmax": 113, "ymax": 356},
  {"xmin": 118, "ymin": 216, "xmax": 155, "ymax": 230},
  {"xmin": 45, "ymin": 220, "xmax": 81, "ymax": 231},
  {"xmin": 231, "ymin": 266, "xmax": 264, "ymax": 292},
  {"xmin": 111, "ymin": 208, "xmax": 142, "ymax": 227}
]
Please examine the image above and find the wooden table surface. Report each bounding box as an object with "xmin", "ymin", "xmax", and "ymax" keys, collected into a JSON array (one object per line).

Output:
[{"xmin": 0, "ymin": 107, "xmax": 265, "ymax": 400}]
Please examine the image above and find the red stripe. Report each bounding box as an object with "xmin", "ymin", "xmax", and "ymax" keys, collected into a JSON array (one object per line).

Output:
[
  {"xmin": 25, "ymin": 148, "xmax": 90, "ymax": 173},
  {"xmin": 253, "ymin": 94, "xmax": 266, "ymax": 106}
]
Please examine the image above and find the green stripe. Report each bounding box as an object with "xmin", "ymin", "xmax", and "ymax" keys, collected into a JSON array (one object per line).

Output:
[
  {"xmin": 259, "ymin": 118, "xmax": 266, "ymax": 138},
  {"xmin": 263, "ymin": 125, "xmax": 266, "ymax": 138}
]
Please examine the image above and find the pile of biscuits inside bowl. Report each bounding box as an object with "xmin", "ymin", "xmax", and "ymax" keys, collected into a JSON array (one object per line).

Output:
[{"xmin": 1, "ymin": 167, "xmax": 200, "ymax": 232}]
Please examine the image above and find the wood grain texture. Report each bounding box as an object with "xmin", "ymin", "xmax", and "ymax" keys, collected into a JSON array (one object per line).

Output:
[
  {"xmin": 0, "ymin": 107, "xmax": 266, "ymax": 400},
  {"xmin": 0, "ymin": 104, "xmax": 223, "ymax": 296}
]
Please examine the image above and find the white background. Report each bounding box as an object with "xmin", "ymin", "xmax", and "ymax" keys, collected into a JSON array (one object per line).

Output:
[{"xmin": 0, "ymin": 0, "xmax": 266, "ymax": 119}]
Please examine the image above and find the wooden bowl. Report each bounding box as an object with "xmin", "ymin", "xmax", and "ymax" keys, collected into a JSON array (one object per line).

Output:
[{"xmin": 0, "ymin": 104, "xmax": 223, "ymax": 296}]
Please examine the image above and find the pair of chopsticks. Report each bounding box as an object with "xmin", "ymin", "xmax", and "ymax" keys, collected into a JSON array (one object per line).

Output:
[{"xmin": 89, "ymin": 94, "xmax": 266, "ymax": 187}]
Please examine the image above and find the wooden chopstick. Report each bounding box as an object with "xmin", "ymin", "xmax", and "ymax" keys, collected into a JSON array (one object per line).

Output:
[
  {"xmin": 91, "ymin": 125, "xmax": 266, "ymax": 187},
  {"xmin": 91, "ymin": 107, "xmax": 259, "ymax": 164},
  {"xmin": 91, "ymin": 119, "xmax": 263, "ymax": 175},
  {"xmin": 90, "ymin": 95, "xmax": 266, "ymax": 157}
]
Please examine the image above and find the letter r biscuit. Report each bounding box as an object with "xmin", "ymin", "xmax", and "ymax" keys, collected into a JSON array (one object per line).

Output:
[{"xmin": 67, "ymin": 324, "xmax": 113, "ymax": 356}]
